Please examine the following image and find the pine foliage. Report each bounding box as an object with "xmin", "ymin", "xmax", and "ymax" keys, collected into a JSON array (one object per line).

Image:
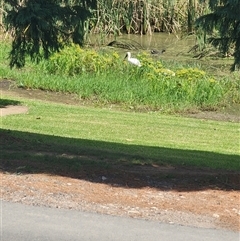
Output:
[
  {"xmin": 4, "ymin": 0, "xmax": 96, "ymax": 68},
  {"xmin": 196, "ymin": 0, "xmax": 240, "ymax": 71}
]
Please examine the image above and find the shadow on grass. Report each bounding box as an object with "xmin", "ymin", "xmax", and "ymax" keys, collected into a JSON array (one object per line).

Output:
[
  {"xmin": 0, "ymin": 128, "xmax": 239, "ymax": 191},
  {"xmin": 0, "ymin": 98, "xmax": 21, "ymax": 108}
]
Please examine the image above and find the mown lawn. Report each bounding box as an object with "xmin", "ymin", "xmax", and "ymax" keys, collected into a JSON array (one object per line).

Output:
[{"xmin": 1, "ymin": 95, "xmax": 239, "ymax": 171}]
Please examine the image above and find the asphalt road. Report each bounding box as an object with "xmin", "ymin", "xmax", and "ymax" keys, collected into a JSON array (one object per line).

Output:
[{"xmin": 1, "ymin": 201, "xmax": 239, "ymax": 241}]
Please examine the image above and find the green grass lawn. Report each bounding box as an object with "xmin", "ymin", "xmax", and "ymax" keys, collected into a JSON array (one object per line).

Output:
[{"xmin": 1, "ymin": 95, "xmax": 239, "ymax": 171}]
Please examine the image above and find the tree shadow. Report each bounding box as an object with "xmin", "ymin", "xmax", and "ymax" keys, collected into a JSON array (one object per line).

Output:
[
  {"xmin": 0, "ymin": 98, "xmax": 21, "ymax": 108},
  {"xmin": 0, "ymin": 128, "xmax": 239, "ymax": 191}
]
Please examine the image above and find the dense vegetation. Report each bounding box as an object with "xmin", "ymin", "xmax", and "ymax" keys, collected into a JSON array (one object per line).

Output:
[
  {"xmin": 1, "ymin": 0, "xmax": 208, "ymax": 36},
  {"xmin": 0, "ymin": 42, "xmax": 239, "ymax": 113},
  {"xmin": 89, "ymin": 0, "xmax": 209, "ymax": 35},
  {"xmin": 196, "ymin": 0, "xmax": 240, "ymax": 71},
  {"xmin": 2, "ymin": 0, "xmax": 97, "ymax": 68}
]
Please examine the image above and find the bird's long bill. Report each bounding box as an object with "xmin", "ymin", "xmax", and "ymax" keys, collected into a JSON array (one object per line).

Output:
[{"xmin": 123, "ymin": 54, "xmax": 128, "ymax": 60}]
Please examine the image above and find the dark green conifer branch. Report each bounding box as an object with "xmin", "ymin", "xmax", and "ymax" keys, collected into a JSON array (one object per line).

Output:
[
  {"xmin": 196, "ymin": 0, "xmax": 240, "ymax": 71},
  {"xmin": 4, "ymin": 0, "xmax": 96, "ymax": 68}
]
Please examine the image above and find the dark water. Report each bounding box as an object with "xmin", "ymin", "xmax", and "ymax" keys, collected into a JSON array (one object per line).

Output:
[
  {"xmin": 89, "ymin": 33, "xmax": 195, "ymax": 55},
  {"xmin": 124, "ymin": 33, "xmax": 194, "ymax": 51}
]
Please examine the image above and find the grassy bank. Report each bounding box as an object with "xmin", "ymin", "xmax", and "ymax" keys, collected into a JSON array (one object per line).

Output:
[
  {"xmin": 0, "ymin": 43, "xmax": 239, "ymax": 113},
  {"xmin": 1, "ymin": 95, "xmax": 239, "ymax": 171}
]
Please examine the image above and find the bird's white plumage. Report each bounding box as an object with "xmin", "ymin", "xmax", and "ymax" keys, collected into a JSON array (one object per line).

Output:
[{"xmin": 124, "ymin": 52, "xmax": 141, "ymax": 67}]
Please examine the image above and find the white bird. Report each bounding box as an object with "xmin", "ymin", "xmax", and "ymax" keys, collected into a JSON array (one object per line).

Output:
[{"xmin": 124, "ymin": 52, "xmax": 141, "ymax": 67}]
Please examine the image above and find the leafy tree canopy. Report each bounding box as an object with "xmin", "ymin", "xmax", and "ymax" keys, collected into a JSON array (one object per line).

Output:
[
  {"xmin": 196, "ymin": 0, "xmax": 240, "ymax": 71},
  {"xmin": 4, "ymin": 0, "xmax": 96, "ymax": 68}
]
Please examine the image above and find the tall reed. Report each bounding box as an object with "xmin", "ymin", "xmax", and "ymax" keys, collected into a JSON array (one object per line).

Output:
[
  {"xmin": 1, "ymin": 0, "xmax": 210, "ymax": 41},
  {"xmin": 88, "ymin": 0, "xmax": 210, "ymax": 36}
]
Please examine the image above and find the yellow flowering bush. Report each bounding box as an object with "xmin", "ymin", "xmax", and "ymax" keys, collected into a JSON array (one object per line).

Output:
[
  {"xmin": 44, "ymin": 44, "xmax": 121, "ymax": 75},
  {"xmin": 176, "ymin": 68, "xmax": 206, "ymax": 80},
  {"xmin": 137, "ymin": 52, "xmax": 177, "ymax": 79}
]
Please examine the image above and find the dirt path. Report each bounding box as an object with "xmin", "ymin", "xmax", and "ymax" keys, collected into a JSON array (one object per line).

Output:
[
  {"xmin": 0, "ymin": 105, "xmax": 28, "ymax": 116},
  {"xmin": 1, "ymin": 80, "xmax": 240, "ymax": 231}
]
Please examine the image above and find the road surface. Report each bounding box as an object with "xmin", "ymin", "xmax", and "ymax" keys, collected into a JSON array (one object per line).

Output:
[{"xmin": 1, "ymin": 201, "xmax": 239, "ymax": 241}]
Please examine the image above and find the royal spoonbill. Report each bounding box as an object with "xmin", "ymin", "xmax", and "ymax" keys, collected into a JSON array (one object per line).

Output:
[{"xmin": 124, "ymin": 52, "xmax": 141, "ymax": 67}]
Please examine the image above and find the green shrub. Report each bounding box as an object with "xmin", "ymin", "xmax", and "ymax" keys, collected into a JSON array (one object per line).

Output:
[{"xmin": 43, "ymin": 44, "xmax": 122, "ymax": 76}]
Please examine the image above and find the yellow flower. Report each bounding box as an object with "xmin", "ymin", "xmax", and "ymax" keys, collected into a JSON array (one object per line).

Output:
[
  {"xmin": 161, "ymin": 68, "xmax": 175, "ymax": 76},
  {"xmin": 209, "ymin": 78, "xmax": 216, "ymax": 83}
]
